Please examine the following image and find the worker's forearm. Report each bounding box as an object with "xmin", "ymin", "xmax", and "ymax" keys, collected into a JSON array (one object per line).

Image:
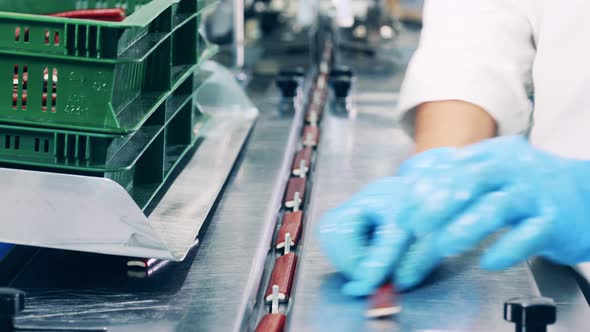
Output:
[{"xmin": 413, "ymin": 100, "xmax": 497, "ymax": 154}]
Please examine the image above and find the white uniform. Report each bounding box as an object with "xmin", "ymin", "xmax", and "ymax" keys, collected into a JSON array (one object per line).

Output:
[
  {"xmin": 397, "ymin": 0, "xmax": 590, "ymax": 281},
  {"xmin": 398, "ymin": 0, "xmax": 590, "ymax": 159}
]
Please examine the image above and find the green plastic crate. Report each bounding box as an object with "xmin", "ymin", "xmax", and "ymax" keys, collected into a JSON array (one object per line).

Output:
[
  {"xmin": 0, "ymin": 0, "xmax": 218, "ymax": 134},
  {"xmin": 0, "ymin": 70, "xmax": 206, "ymax": 209},
  {"xmin": 0, "ymin": 67, "xmax": 196, "ymax": 171}
]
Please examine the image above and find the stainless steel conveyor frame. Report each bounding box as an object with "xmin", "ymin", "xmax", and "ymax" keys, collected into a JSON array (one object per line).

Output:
[{"xmin": 0, "ymin": 25, "xmax": 588, "ymax": 332}]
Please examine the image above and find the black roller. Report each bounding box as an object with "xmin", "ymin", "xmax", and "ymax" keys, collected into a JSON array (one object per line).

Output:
[
  {"xmin": 329, "ymin": 77, "xmax": 352, "ymax": 99},
  {"xmin": 276, "ymin": 77, "xmax": 299, "ymax": 99},
  {"xmin": 504, "ymin": 296, "xmax": 556, "ymax": 332}
]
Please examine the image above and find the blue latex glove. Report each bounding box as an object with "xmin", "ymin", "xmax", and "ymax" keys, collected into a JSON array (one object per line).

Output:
[
  {"xmin": 399, "ymin": 135, "xmax": 590, "ymax": 270},
  {"xmin": 316, "ymin": 148, "xmax": 456, "ymax": 295}
]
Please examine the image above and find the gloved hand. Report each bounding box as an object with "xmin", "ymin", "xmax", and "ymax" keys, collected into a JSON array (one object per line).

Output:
[
  {"xmin": 316, "ymin": 148, "xmax": 456, "ymax": 295},
  {"xmin": 398, "ymin": 135, "xmax": 590, "ymax": 270}
]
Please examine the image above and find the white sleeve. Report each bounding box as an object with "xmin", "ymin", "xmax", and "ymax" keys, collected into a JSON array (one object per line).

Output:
[{"xmin": 397, "ymin": 0, "xmax": 536, "ymax": 137}]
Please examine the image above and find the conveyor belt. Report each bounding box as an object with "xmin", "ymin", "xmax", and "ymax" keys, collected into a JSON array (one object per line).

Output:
[{"xmin": 248, "ymin": 42, "xmax": 334, "ymax": 332}]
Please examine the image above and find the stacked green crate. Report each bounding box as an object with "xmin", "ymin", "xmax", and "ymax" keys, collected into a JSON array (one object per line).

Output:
[{"xmin": 0, "ymin": 0, "xmax": 218, "ymax": 209}]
